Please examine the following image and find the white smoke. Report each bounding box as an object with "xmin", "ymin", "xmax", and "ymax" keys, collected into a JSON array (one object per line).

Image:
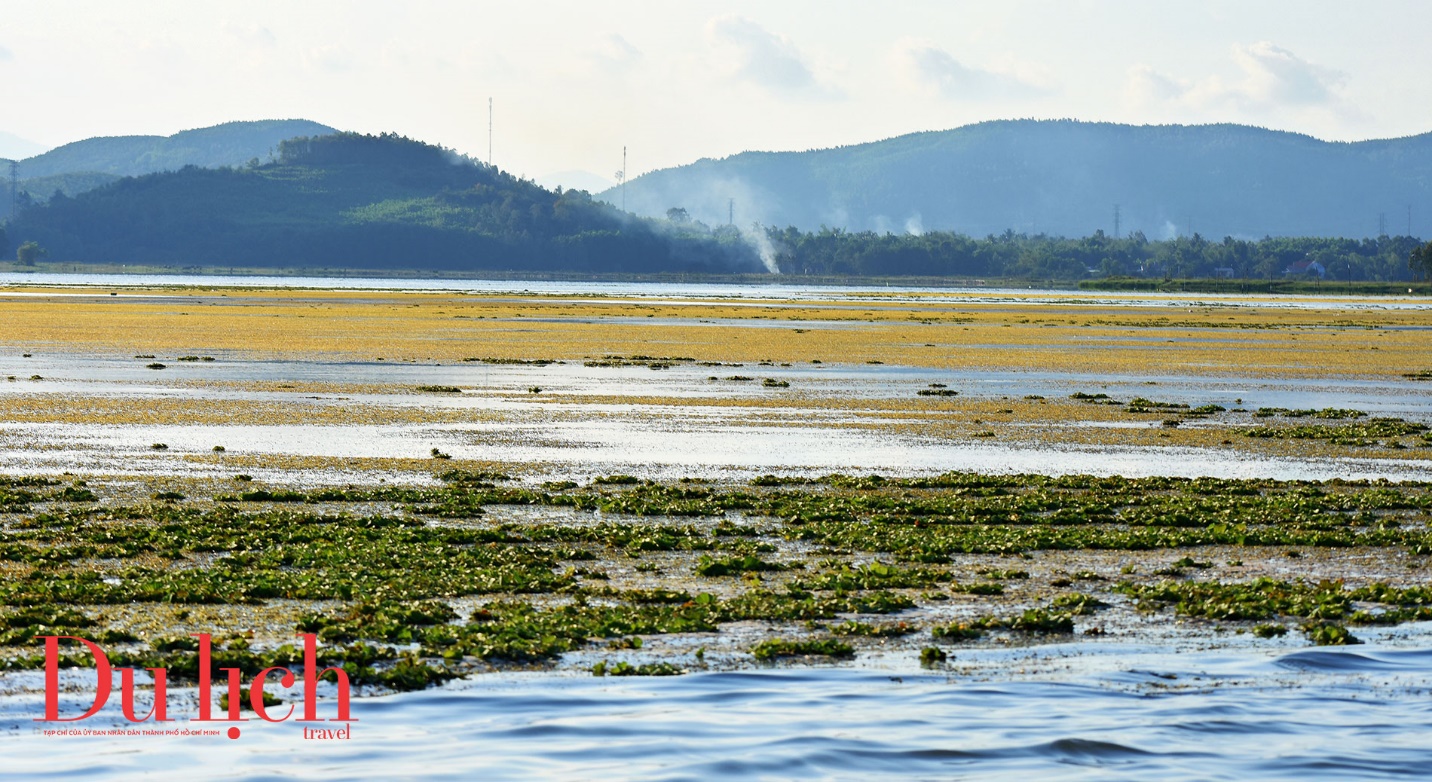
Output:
[
  {"xmin": 904, "ymin": 213, "xmax": 925, "ymax": 236},
  {"xmin": 601, "ymin": 168, "xmax": 784, "ymax": 273},
  {"xmin": 742, "ymin": 225, "xmax": 781, "ymax": 274},
  {"xmin": 1161, "ymin": 220, "xmax": 1179, "ymax": 240}
]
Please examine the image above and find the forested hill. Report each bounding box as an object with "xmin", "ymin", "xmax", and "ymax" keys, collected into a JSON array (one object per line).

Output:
[
  {"xmin": 605, "ymin": 120, "xmax": 1432, "ymax": 239},
  {"xmin": 4, "ymin": 132, "xmax": 762, "ymax": 273}
]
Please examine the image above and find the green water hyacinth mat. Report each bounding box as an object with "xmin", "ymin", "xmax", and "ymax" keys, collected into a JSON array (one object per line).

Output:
[{"xmin": 2, "ymin": 470, "xmax": 1430, "ymax": 692}]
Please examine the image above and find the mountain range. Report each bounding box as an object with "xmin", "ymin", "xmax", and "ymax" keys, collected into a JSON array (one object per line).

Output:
[
  {"xmin": 1, "ymin": 120, "xmax": 336, "ymax": 218},
  {"xmin": 601, "ymin": 120, "xmax": 1432, "ymax": 240}
]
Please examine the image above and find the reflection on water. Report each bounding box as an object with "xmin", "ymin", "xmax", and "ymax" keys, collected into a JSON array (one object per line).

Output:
[
  {"xmin": 3, "ymin": 353, "xmax": 1430, "ymax": 483},
  {"xmin": 3, "ymin": 271, "xmax": 1430, "ymax": 310},
  {"xmin": 3, "ymin": 417, "xmax": 1431, "ymax": 484},
  {"xmin": 4, "ymin": 638, "xmax": 1431, "ymax": 781}
]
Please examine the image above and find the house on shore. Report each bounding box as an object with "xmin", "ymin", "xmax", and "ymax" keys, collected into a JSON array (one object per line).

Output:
[{"xmin": 1283, "ymin": 259, "xmax": 1326, "ymax": 278}]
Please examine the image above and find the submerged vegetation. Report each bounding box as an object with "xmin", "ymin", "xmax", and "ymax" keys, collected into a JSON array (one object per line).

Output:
[{"xmin": 3, "ymin": 470, "xmax": 1432, "ymax": 694}]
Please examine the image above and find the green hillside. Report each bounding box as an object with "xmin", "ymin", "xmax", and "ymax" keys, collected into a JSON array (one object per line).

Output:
[
  {"xmin": 606, "ymin": 120, "xmax": 1432, "ymax": 239},
  {"xmin": 4, "ymin": 132, "xmax": 761, "ymax": 273}
]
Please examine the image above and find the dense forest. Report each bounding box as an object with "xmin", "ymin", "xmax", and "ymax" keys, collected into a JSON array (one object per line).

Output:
[
  {"xmin": 2, "ymin": 132, "xmax": 763, "ymax": 273},
  {"xmin": 759, "ymin": 227, "xmax": 1428, "ymax": 282}
]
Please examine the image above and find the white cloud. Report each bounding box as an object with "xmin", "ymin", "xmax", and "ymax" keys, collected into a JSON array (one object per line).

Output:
[
  {"xmin": 1125, "ymin": 64, "xmax": 1185, "ymax": 105},
  {"xmin": 304, "ymin": 44, "xmax": 352, "ymax": 73},
  {"xmin": 892, "ymin": 39, "xmax": 1053, "ymax": 101},
  {"xmin": 592, "ymin": 33, "xmax": 641, "ymax": 71},
  {"xmin": 222, "ymin": 22, "xmax": 276, "ymax": 48},
  {"xmin": 893, "ymin": 39, "xmax": 1053, "ymax": 101},
  {"xmin": 1233, "ymin": 41, "xmax": 1342, "ymax": 106},
  {"xmin": 705, "ymin": 15, "xmax": 838, "ymax": 98},
  {"xmin": 1126, "ymin": 42, "xmax": 1344, "ymax": 113}
]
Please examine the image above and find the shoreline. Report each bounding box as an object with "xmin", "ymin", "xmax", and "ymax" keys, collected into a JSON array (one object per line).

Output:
[{"xmin": 4, "ymin": 263, "xmax": 1431, "ymax": 296}]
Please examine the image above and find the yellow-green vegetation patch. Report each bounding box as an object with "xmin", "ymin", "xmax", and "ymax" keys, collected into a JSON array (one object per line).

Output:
[{"xmin": 6, "ymin": 285, "xmax": 1432, "ymax": 378}]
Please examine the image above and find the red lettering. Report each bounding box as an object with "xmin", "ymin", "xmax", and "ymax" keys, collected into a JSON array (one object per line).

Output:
[
  {"xmin": 299, "ymin": 633, "xmax": 354, "ymax": 722},
  {"xmin": 221, "ymin": 668, "xmax": 250, "ymax": 722},
  {"xmin": 250, "ymin": 667, "xmax": 296, "ymax": 723},
  {"xmin": 191, "ymin": 633, "xmax": 220, "ymax": 722},
  {"xmin": 120, "ymin": 667, "xmax": 171, "ymax": 722},
  {"xmin": 35, "ymin": 636, "xmax": 111, "ymax": 722}
]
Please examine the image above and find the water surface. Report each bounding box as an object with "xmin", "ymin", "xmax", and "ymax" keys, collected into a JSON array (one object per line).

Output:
[{"xmin": 4, "ymin": 637, "xmax": 1431, "ymax": 781}]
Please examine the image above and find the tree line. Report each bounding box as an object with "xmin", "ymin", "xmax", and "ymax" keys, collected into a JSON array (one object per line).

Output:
[{"xmin": 760, "ymin": 226, "xmax": 1429, "ymax": 281}]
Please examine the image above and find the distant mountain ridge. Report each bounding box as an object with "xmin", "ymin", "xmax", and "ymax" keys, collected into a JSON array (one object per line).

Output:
[
  {"xmin": 1, "ymin": 119, "xmax": 338, "ymax": 220},
  {"xmin": 14, "ymin": 119, "xmax": 338, "ymax": 179},
  {"xmin": 602, "ymin": 120, "xmax": 1432, "ymax": 239}
]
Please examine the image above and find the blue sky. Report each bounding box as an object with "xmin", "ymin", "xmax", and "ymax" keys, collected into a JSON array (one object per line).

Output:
[{"xmin": 1, "ymin": 0, "xmax": 1428, "ymax": 185}]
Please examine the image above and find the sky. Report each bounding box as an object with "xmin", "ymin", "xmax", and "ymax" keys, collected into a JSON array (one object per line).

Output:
[{"xmin": 2, "ymin": 0, "xmax": 1430, "ymax": 186}]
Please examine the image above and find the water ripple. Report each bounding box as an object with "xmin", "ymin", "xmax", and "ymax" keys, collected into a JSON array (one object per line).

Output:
[{"xmin": 4, "ymin": 645, "xmax": 1432, "ymax": 780}]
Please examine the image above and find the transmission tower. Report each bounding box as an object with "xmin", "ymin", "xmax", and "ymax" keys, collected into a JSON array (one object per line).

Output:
[{"xmin": 1379, "ymin": 212, "xmax": 1387, "ymax": 237}]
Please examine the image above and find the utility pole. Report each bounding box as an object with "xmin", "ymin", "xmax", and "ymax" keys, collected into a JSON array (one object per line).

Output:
[{"xmin": 1113, "ymin": 204, "xmax": 1120, "ymax": 239}]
